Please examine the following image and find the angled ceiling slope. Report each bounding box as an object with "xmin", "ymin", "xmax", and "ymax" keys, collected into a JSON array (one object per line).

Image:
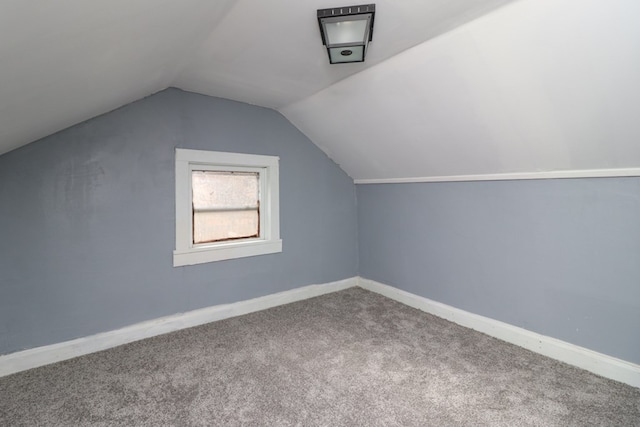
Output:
[
  {"xmin": 174, "ymin": 0, "xmax": 516, "ymax": 109},
  {"xmin": 0, "ymin": 0, "xmax": 237, "ymax": 155},
  {"xmin": 282, "ymin": 0, "xmax": 640, "ymax": 181},
  {"xmin": 0, "ymin": 0, "xmax": 514, "ymax": 159},
  {"xmin": 2, "ymin": 0, "xmax": 639, "ymax": 183}
]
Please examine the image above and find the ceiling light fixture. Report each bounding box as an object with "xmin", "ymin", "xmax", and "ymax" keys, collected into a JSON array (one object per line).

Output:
[{"xmin": 317, "ymin": 4, "xmax": 375, "ymax": 64}]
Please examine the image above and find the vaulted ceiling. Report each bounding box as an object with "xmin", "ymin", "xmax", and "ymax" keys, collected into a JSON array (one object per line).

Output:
[{"xmin": 2, "ymin": 0, "xmax": 639, "ymax": 181}]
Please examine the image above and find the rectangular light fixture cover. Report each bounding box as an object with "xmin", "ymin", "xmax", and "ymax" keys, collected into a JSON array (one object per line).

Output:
[{"xmin": 318, "ymin": 4, "xmax": 375, "ymax": 64}]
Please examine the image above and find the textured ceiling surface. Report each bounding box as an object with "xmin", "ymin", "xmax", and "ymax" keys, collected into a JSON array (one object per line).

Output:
[{"xmin": 2, "ymin": 0, "xmax": 639, "ymax": 180}]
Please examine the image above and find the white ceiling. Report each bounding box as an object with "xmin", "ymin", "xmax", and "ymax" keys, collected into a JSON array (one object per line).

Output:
[
  {"xmin": 2, "ymin": 0, "xmax": 639, "ymax": 181},
  {"xmin": 174, "ymin": 0, "xmax": 514, "ymax": 109},
  {"xmin": 283, "ymin": 0, "xmax": 640, "ymax": 181}
]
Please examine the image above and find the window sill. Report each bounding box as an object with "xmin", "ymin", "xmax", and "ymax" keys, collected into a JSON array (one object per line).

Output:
[{"xmin": 173, "ymin": 239, "xmax": 282, "ymax": 267}]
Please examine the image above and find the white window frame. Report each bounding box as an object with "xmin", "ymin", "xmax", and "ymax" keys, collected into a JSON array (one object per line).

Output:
[{"xmin": 174, "ymin": 149, "xmax": 281, "ymax": 267}]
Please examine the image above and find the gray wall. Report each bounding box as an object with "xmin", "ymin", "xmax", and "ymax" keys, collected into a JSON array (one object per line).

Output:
[
  {"xmin": 357, "ymin": 179, "xmax": 640, "ymax": 364},
  {"xmin": 0, "ymin": 88, "xmax": 358, "ymax": 355},
  {"xmin": 2, "ymin": 86, "xmax": 638, "ymax": 366}
]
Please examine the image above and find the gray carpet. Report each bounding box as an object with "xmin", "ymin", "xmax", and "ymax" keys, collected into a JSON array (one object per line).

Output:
[{"xmin": 1, "ymin": 287, "xmax": 639, "ymax": 426}]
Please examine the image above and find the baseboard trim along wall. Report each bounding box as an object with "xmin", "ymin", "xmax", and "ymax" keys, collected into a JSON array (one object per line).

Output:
[
  {"xmin": 2, "ymin": 276, "xmax": 638, "ymax": 389},
  {"xmin": 358, "ymin": 277, "xmax": 640, "ymax": 389},
  {"xmin": 0, "ymin": 277, "xmax": 357, "ymax": 378}
]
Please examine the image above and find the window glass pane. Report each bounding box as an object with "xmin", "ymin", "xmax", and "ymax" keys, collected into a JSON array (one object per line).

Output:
[
  {"xmin": 192, "ymin": 171, "xmax": 259, "ymax": 244},
  {"xmin": 193, "ymin": 210, "xmax": 259, "ymax": 243},
  {"xmin": 192, "ymin": 171, "xmax": 259, "ymax": 210}
]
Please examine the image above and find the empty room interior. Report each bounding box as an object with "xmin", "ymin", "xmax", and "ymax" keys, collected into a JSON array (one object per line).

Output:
[{"xmin": 1, "ymin": 0, "xmax": 639, "ymax": 425}]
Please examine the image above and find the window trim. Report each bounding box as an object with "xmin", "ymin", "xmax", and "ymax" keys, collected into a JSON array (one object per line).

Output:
[{"xmin": 174, "ymin": 149, "xmax": 281, "ymax": 267}]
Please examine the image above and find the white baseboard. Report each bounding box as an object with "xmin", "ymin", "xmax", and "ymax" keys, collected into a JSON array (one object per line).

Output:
[
  {"xmin": 0, "ymin": 277, "xmax": 357, "ymax": 378},
  {"xmin": 4, "ymin": 276, "xmax": 638, "ymax": 389},
  {"xmin": 358, "ymin": 278, "xmax": 640, "ymax": 389}
]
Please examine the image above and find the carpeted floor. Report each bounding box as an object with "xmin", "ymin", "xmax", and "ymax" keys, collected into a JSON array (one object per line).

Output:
[{"xmin": 1, "ymin": 287, "xmax": 639, "ymax": 426}]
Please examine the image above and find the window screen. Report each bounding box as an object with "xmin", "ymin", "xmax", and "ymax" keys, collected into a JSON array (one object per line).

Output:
[{"xmin": 191, "ymin": 171, "xmax": 259, "ymax": 244}]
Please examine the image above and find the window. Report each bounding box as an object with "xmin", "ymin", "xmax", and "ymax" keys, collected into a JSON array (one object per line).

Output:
[
  {"xmin": 191, "ymin": 170, "xmax": 259, "ymax": 244},
  {"xmin": 174, "ymin": 149, "xmax": 281, "ymax": 266}
]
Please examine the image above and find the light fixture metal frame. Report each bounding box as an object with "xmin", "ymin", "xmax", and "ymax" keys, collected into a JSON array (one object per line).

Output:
[{"xmin": 317, "ymin": 4, "xmax": 376, "ymax": 64}]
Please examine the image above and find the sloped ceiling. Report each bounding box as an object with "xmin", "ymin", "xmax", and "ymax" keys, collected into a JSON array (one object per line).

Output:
[
  {"xmin": 1, "ymin": 0, "xmax": 639, "ymax": 181},
  {"xmin": 282, "ymin": 0, "xmax": 640, "ymax": 181}
]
